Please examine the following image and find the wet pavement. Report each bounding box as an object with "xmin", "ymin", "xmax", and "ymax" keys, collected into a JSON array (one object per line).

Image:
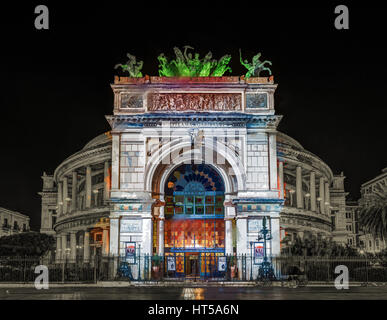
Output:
[{"xmin": 1, "ymin": 286, "xmax": 387, "ymax": 300}]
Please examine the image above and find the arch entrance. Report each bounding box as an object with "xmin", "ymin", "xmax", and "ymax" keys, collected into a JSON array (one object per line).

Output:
[{"xmin": 162, "ymin": 164, "xmax": 226, "ymax": 278}]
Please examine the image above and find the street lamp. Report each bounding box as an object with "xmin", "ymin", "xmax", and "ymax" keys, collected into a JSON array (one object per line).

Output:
[{"xmin": 257, "ymin": 216, "xmax": 274, "ymax": 280}]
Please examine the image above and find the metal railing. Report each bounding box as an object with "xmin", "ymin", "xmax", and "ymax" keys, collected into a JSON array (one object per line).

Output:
[{"xmin": 1, "ymin": 254, "xmax": 386, "ymax": 283}]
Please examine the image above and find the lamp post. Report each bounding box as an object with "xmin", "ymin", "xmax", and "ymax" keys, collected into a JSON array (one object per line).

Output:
[
  {"xmin": 257, "ymin": 216, "xmax": 274, "ymax": 280},
  {"xmin": 138, "ymin": 243, "xmax": 141, "ymax": 281}
]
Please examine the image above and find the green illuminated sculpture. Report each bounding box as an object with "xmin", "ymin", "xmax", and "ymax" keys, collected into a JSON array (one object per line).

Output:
[
  {"xmin": 157, "ymin": 46, "xmax": 232, "ymax": 77},
  {"xmin": 239, "ymin": 49, "xmax": 272, "ymax": 78},
  {"xmin": 115, "ymin": 53, "xmax": 143, "ymax": 77}
]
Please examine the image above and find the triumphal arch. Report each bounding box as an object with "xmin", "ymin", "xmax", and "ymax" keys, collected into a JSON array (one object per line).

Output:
[{"xmin": 106, "ymin": 75, "xmax": 283, "ymax": 278}]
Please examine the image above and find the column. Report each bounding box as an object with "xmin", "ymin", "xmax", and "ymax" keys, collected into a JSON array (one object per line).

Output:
[
  {"xmin": 268, "ymin": 133, "xmax": 278, "ymax": 190},
  {"xmin": 111, "ymin": 134, "xmax": 120, "ymax": 190},
  {"xmin": 85, "ymin": 166, "xmax": 92, "ymax": 208},
  {"xmin": 83, "ymin": 231, "xmax": 90, "ymax": 263},
  {"xmin": 158, "ymin": 206, "xmax": 165, "ymax": 255},
  {"xmin": 48, "ymin": 209, "xmax": 53, "ymax": 230},
  {"xmin": 325, "ymin": 181, "xmax": 330, "ymax": 216},
  {"xmin": 319, "ymin": 177, "xmax": 325, "ymax": 214},
  {"xmin": 109, "ymin": 217, "xmax": 120, "ymax": 256},
  {"xmin": 70, "ymin": 231, "xmax": 77, "ymax": 263},
  {"xmin": 142, "ymin": 217, "xmax": 153, "ymax": 255},
  {"xmin": 71, "ymin": 171, "xmax": 77, "ymax": 212},
  {"xmin": 102, "ymin": 228, "xmax": 109, "ymax": 256},
  {"xmin": 296, "ymin": 166, "xmax": 303, "ymax": 209},
  {"xmin": 236, "ymin": 217, "xmax": 247, "ymax": 279},
  {"xmin": 57, "ymin": 181, "xmax": 63, "ymax": 216},
  {"xmin": 104, "ymin": 161, "xmax": 110, "ymax": 201},
  {"xmin": 225, "ymin": 204, "xmax": 236, "ymax": 255},
  {"xmin": 278, "ymin": 161, "xmax": 284, "ymax": 199},
  {"xmin": 55, "ymin": 235, "xmax": 61, "ymax": 263},
  {"xmin": 61, "ymin": 233, "xmax": 67, "ymax": 261},
  {"xmin": 225, "ymin": 219, "xmax": 233, "ymax": 255},
  {"xmin": 310, "ymin": 171, "xmax": 316, "ymax": 212},
  {"xmin": 271, "ymin": 217, "xmax": 281, "ymax": 257},
  {"xmin": 63, "ymin": 177, "xmax": 68, "ymax": 214}
]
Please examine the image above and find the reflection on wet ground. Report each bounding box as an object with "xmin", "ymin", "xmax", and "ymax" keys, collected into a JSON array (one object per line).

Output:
[{"xmin": 1, "ymin": 286, "xmax": 387, "ymax": 300}]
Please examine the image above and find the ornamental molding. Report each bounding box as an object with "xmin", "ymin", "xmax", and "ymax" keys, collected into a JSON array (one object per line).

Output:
[
  {"xmin": 277, "ymin": 145, "xmax": 333, "ymax": 182},
  {"xmin": 106, "ymin": 113, "xmax": 282, "ymax": 130},
  {"xmin": 147, "ymin": 92, "xmax": 242, "ymax": 112},
  {"xmin": 53, "ymin": 146, "xmax": 111, "ymax": 182},
  {"xmin": 281, "ymin": 207, "xmax": 332, "ymax": 225},
  {"xmin": 54, "ymin": 210, "xmax": 110, "ymax": 232}
]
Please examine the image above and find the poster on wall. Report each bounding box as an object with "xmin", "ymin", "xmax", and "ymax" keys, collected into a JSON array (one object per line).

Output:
[
  {"xmin": 218, "ymin": 256, "xmax": 227, "ymax": 272},
  {"xmin": 254, "ymin": 242, "xmax": 264, "ymax": 264},
  {"xmin": 125, "ymin": 242, "xmax": 136, "ymax": 264},
  {"xmin": 167, "ymin": 256, "xmax": 176, "ymax": 271}
]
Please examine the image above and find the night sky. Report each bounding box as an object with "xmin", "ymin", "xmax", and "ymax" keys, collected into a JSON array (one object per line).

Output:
[{"xmin": 0, "ymin": 3, "xmax": 386, "ymax": 230}]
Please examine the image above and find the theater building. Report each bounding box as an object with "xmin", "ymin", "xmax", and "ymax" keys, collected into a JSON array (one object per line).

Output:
[{"xmin": 40, "ymin": 75, "xmax": 350, "ymax": 279}]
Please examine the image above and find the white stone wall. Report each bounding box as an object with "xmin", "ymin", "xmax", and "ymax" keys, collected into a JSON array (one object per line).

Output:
[
  {"xmin": 246, "ymin": 142, "xmax": 269, "ymax": 190},
  {"xmin": 120, "ymin": 138, "xmax": 145, "ymax": 190}
]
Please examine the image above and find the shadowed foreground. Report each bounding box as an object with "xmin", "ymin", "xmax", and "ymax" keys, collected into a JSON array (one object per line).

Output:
[{"xmin": 1, "ymin": 286, "xmax": 387, "ymax": 300}]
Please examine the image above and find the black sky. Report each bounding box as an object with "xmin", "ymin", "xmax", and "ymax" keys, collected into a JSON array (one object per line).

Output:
[{"xmin": 0, "ymin": 2, "xmax": 386, "ymax": 230}]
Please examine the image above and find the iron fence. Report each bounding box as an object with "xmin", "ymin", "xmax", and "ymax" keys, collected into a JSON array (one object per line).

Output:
[{"xmin": 1, "ymin": 254, "xmax": 386, "ymax": 283}]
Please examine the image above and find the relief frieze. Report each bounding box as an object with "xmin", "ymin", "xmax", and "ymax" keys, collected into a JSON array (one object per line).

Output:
[{"xmin": 147, "ymin": 92, "xmax": 242, "ymax": 111}]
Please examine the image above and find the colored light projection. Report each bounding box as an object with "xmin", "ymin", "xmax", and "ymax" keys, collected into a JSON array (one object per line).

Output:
[
  {"xmin": 158, "ymin": 46, "xmax": 232, "ymax": 77},
  {"xmin": 164, "ymin": 164, "xmax": 225, "ymax": 275}
]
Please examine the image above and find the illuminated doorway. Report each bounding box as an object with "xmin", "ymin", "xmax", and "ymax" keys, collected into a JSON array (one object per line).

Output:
[{"xmin": 163, "ymin": 164, "xmax": 225, "ymax": 278}]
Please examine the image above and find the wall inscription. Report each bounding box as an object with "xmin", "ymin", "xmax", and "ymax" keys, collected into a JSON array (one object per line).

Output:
[
  {"xmin": 147, "ymin": 93, "xmax": 242, "ymax": 111},
  {"xmin": 120, "ymin": 219, "xmax": 142, "ymax": 233}
]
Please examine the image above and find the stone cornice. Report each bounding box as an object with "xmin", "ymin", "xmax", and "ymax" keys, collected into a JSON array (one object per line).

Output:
[
  {"xmin": 54, "ymin": 209, "xmax": 110, "ymax": 232},
  {"xmin": 277, "ymin": 144, "xmax": 333, "ymax": 182},
  {"xmin": 282, "ymin": 206, "xmax": 332, "ymax": 224},
  {"xmin": 53, "ymin": 145, "xmax": 111, "ymax": 182},
  {"xmin": 106, "ymin": 113, "xmax": 282, "ymax": 130}
]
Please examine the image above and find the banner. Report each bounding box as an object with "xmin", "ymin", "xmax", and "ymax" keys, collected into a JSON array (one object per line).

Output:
[
  {"xmin": 167, "ymin": 256, "xmax": 176, "ymax": 271},
  {"xmin": 218, "ymin": 256, "xmax": 227, "ymax": 272},
  {"xmin": 254, "ymin": 242, "xmax": 264, "ymax": 264},
  {"xmin": 125, "ymin": 242, "xmax": 136, "ymax": 264}
]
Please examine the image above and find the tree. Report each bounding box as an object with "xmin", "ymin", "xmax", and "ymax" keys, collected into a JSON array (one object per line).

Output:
[
  {"xmin": 0, "ymin": 232, "xmax": 55, "ymax": 257},
  {"xmin": 358, "ymin": 183, "xmax": 387, "ymax": 240}
]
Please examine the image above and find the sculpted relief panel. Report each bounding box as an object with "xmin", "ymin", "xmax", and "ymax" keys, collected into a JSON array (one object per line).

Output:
[{"xmin": 147, "ymin": 92, "xmax": 242, "ymax": 112}]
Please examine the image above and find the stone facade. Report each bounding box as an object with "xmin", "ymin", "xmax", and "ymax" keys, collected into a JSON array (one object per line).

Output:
[
  {"xmin": 39, "ymin": 76, "xmax": 357, "ymax": 277},
  {"xmin": 358, "ymin": 167, "xmax": 387, "ymax": 253},
  {"xmin": 0, "ymin": 207, "xmax": 30, "ymax": 237}
]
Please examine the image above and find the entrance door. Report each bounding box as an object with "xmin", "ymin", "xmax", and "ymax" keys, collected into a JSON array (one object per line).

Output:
[{"xmin": 185, "ymin": 253, "xmax": 200, "ymax": 277}]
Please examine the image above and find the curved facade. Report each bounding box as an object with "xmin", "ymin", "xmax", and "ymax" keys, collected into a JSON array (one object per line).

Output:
[
  {"xmin": 40, "ymin": 76, "xmax": 351, "ymax": 279},
  {"xmin": 40, "ymin": 133, "xmax": 112, "ymax": 262},
  {"xmin": 40, "ymin": 130, "xmax": 348, "ymax": 262}
]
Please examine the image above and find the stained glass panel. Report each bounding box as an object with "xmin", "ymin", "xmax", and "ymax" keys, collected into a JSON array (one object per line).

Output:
[
  {"xmin": 196, "ymin": 206, "xmax": 204, "ymax": 215},
  {"xmin": 175, "ymin": 206, "xmax": 184, "ymax": 214},
  {"xmin": 195, "ymin": 196, "xmax": 204, "ymax": 205},
  {"xmin": 215, "ymin": 196, "xmax": 224, "ymax": 206},
  {"xmin": 206, "ymin": 205, "xmax": 214, "ymax": 215},
  {"xmin": 166, "ymin": 196, "xmax": 173, "ymax": 204},
  {"xmin": 186, "ymin": 206, "xmax": 193, "ymax": 215},
  {"xmin": 205, "ymin": 196, "xmax": 214, "ymax": 204},
  {"xmin": 185, "ymin": 196, "xmax": 194, "ymax": 204},
  {"xmin": 215, "ymin": 206, "xmax": 224, "ymax": 215},
  {"xmin": 174, "ymin": 195, "xmax": 184, "ymax": 205}
]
